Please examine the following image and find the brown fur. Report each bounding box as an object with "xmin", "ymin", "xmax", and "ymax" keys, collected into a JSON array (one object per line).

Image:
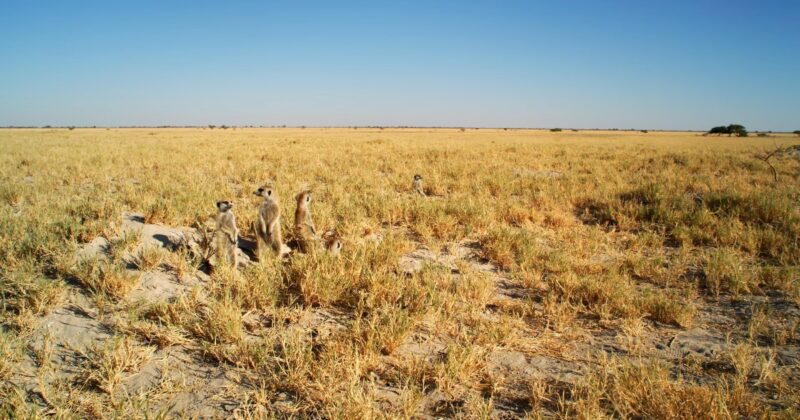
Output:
[
  {"xmin": 215, "ymin": 200, "xmax": 238, "ymax": 267},
  {"xmin": 294, "ymin": 190, "xmax": 318, "ymax": 253},
  {"xmin": 255, "ymin": 184, "xmax": 283, "ymax": 258}
]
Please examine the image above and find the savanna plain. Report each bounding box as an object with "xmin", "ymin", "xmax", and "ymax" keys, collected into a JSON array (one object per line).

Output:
[{"xmin": 1, "ymin": 127, "xmax": 799, "ymax": 418}]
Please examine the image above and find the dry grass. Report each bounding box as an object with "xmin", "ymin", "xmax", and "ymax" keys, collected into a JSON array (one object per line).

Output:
[{"xmin": 1, "ymin": 127, "xmax": 799, "ymax": 417}]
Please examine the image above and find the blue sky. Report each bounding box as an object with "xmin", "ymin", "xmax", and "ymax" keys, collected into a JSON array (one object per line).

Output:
[{"xmin": 1, "ymin": 1, "xmax": 798, "ymax": 130}]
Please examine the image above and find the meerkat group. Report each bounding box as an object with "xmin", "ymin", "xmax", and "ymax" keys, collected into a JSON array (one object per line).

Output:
[
  {"xmin": 214, "ymin": 174, "xmax": 425, "ymax": 267},
  {"xmin": 214, "ymin": 179, "xmax": 373, "ymax": 267}
]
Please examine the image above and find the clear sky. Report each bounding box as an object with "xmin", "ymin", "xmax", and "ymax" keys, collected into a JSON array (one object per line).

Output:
[{"xmin": 1, "ymin": 1, "xmax": 798, "ymax": 130}]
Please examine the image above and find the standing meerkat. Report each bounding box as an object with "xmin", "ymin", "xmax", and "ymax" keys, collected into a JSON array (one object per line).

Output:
[
  {"xmin": 254, "ymin": 183, "xmax": 283, "ymax": 258},
  {"xmin": 215, "ymin": 200, "xmax": 238, "ymax": 267},
  {"xmin": 412, "ymin": 174, "xmax": 426, "ymax": 196},
  {"xmin": 294, "ymin": 190, "xmax": 318, "ymax": 253}
]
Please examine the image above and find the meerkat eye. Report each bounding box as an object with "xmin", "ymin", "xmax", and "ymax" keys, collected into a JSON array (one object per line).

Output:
[{"xmin": 267, "ymin": 190, "xmax": 272, "ymax": 196}]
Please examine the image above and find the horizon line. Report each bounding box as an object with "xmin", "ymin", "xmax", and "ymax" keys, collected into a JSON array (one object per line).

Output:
[{"xmin": 2, "ymin": 125, "xmax": 794, "ymax": 134}]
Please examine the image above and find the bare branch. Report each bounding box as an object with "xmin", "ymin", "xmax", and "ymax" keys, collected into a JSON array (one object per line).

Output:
[{"xmin": 754, "ymin": 143, "xmax": 786, "ymax": 183}]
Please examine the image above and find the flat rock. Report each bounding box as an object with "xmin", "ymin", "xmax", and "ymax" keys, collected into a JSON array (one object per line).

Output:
[
  {"xmin": 76, "ymin": 236, "xmax": 111, "ymax": 260},
  {"xmin": 398, "ymin": 248, "xmax": 460, "ymax": 275},
  {"xmin": 489, "ymin": 349, "xmax": 582, "ymax": 384},
  {"xmin": 394, "ymin": 336, "xmax": 446, "ymax": 362},
  {"xmin": 36, "ymin": 305, "xmax": 111, "ymax": 354},
  {"xmin": 129, "ymin": 271, "xmax": 195, "ymax": 303},
  {"xmin": 668, "ymin": 328, "xmax": 728, "ymax": 358},
  {"xmin": 122, "ymin": 212, "xmax": 192, "ymax": 250}
]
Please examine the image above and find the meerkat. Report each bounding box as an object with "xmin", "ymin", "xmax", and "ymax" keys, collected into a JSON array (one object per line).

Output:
[
  {"xmin": 323, "ymin": 230, "xmax": 342, "ymax": 255},
  {"xmin": 412, "ymin": 174, "xmax": 426, "ymax": 196},
  {"xmin": 254, "ymin": 183, "xmax": 283, "ymax": 258},
  {"xmin": 215, "ymin": 200, "xmax": 238, "ymax": 267},
  {"xmin": 294, "ymin": 190, "xmax": 318, "ymax": 253}
]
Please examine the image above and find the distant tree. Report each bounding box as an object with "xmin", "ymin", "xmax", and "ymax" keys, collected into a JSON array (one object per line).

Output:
[
  {"xmin": 794, "ymin": 130, "xmax": 800, "ymax": 136},
  {"xmin": 68, "ymin": 126, "xmax": 75, "ymax": 130},
  {"xmin": 640, "ymin": 130, "xmax": 649, "ymax": 133},
  {"xmin": 459, "ymin": 128, "xmax": 466, "ymax": 132},
  {"xmin": 220, "ymin": 125, "xmax": 228, "ymax": 129},
  {"xmin": 706, "ymin": 124, "xmax": 748, "ymax": 137},
  {"xmin": 707, "ymin": 126, "xmax": 728, "ymax": 135},
  {"xmin": 550, "ymin": 128, "xmax": 562, "ymax": 132},
  {"xmin": 727, "ymin": 124, "xmax": 747, "ymax": 137},
  {"xmin": 208, "ymin": 124, "xmax": 216, "ymax": 129}
]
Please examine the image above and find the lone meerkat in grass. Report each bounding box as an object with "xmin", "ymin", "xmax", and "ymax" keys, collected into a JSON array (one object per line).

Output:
[
  {"xmin": 412, "ymin": 174, "xmax": 425, "ymax": 196},
  {"xmin": 254, "ymin": 183, "xmax": 283, "ymax": 259},
  {"xmin": 323, "ymin": 230, "xmax": 342, "ymax": 255},
  {"xmin": 294, "ymin": 190, "xmax": 318, "ymax": 253},
  {"xmin": 215, "ymin": 200, "xmax": 238, "ymax": 267}
]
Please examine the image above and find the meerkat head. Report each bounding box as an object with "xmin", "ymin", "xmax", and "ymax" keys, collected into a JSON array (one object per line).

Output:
[
  {"xmin": 216, "ymin": 200, "xmax": 234, "ymax": 212},
  {"xmin": 295, "ymin": 190, "xmax": 312, "ymax": 206},
  {"xmin": 414, "ymin": 174, "xmax": 423, "ymax": 181},
  {"xmin": 324, "ymin": 231, "xmax": 342, "ymax": 254},
  {"xmin": 328, "ymin": 238, "xmax": 342, "ymax": 253},
  {"xmin": 254, "ymin": 184, "xmax": 275, "ymax": 199}
]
